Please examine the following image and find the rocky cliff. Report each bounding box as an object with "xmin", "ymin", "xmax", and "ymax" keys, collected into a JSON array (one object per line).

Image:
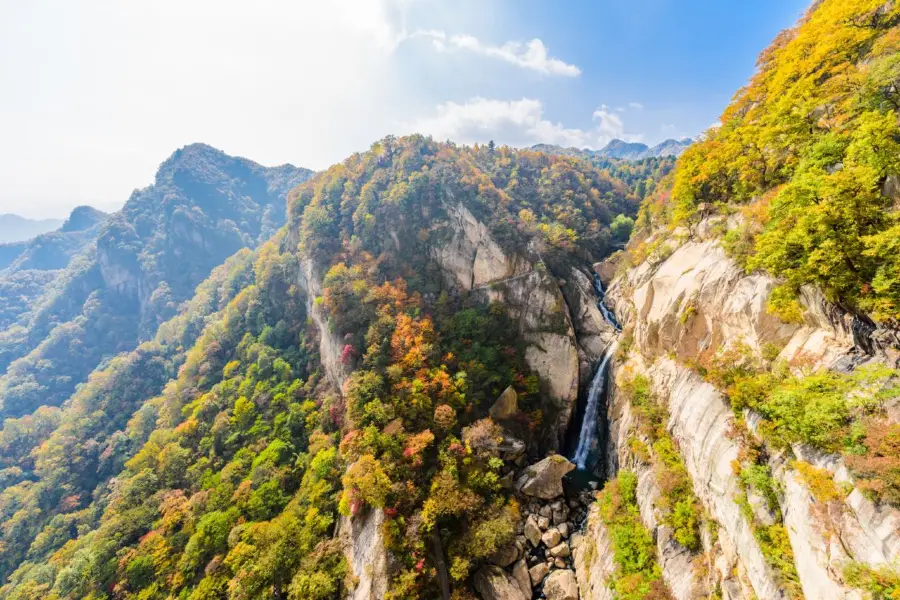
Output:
[{"xmin": 567, "ymin": 223, "xmax": 900, "ymax": 600}]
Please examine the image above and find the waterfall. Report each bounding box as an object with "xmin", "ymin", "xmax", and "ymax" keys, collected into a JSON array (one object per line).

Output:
[
  {"xmin": 572, "ymin": 341, "xmax": 618, "ymax": 469},
  {"xmin": 570, "ymin": 270, "xmax": 621, "ymax": 470},
  {"xmin": 592, "ymin": 274, "xmax": 621, "ymax": 331}
]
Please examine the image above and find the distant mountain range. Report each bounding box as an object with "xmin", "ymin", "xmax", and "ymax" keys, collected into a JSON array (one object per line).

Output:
[
  {"xmin": 0, "ymin": 214, "xmax": 64, "ymax": 243},
  {"xmin": 0, "ymin": 143, "xmax": 312, "ymax": 419},
  {"xmin": 0, "ymin": 205, "xmax": 108, "ymax": 272},
  {"xmin": 533, "ymin": 137, "xmax": 693, "ymax": 161}
]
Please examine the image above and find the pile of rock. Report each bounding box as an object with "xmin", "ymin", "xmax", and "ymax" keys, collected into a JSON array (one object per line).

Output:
[{"xmin": 476, "ymin": 454, "xmax": 589, "ymax": 600}]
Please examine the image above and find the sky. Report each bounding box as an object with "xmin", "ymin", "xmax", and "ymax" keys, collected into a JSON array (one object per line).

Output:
[{"xmin": 0, "ymin": 0, "xmax": 811, "ymax": 219}]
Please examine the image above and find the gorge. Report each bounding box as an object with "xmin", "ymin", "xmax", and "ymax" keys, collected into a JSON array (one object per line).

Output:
[{"xmin": 1, "ymin": 1, "xmax": 899, "ymax": 599}]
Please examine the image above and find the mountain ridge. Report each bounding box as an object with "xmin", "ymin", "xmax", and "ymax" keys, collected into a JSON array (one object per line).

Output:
[
  {"xmin": 0, "ymin": 214, "xmax": 64, "ymax": 243},
  {"xmin": 0, "ymin": 143, "xmax": 312, "ymax": 421},
  {"xmin": 533, "ymin": 136, "xmax": 693, "ymax": 161}
]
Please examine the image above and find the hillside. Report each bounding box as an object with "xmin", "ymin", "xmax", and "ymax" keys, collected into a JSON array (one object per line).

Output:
[
  {"xmin": 0, "ymin": 206, "xmax": 107, "ymax": 272},
  {"xmin": 572, "ymin": 1, "xmax": 900, "ymax": 600},
  {"xmin": 1, "ymin": 1, "xmax": 900, "ymax": 599},
  {"xmin": 0, "ymin": 214, "xmax": 63, "ymax": 243},
  {"xmin": 0, "ymin": 206, "xmax": 109, "ymax": 328},
  {"xmin": 0, "ymin": 137, "xmax": 638, "ymax": 599},
  {"xmin": 0, "ymin": 144, "xmax": 311, "ymax": 420}
]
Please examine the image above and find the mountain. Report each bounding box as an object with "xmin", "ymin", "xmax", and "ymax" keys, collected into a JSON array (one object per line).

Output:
[
  {"xmin": 0, "ymin": 137, "xmax": 640, "ymax": 598},
  {"xmin": 532, "ymin": 143, "xmax": 679, "ymax": 202},
  {"xmin": 0, "ymin": 214, "xmax": 64, "ymax": 243},
  {"xmin": 0, "ymin": 205, "xmax": 108, "ymax": 332},
  {"xmin": 575, "ymin": 1, "xmax": 900, "ymax": 599},
  {"xmin": 0, "ymin": 205, "xmax": 107, "ymax": 272},
  {"xmin": 2, "ymin": 1, "xmax": 900, "ymax": 598},
  {"xmin": 0, "ymin": 143, "xmax": 311, "ymax": 420},
  {"xmin": 534, "ymin": 137, "xmax": 693, "ymax": 162}
]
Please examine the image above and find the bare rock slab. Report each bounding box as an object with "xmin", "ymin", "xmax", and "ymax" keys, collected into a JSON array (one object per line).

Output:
[
  {"xmin": 543, "ymin": 569, "xmax": 579, "ymax": 600},
  {"xmin": 517, "ymin": 455, "xmax": 575, "ymax": 499}
]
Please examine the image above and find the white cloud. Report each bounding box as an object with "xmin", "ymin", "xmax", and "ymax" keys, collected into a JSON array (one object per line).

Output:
[
  {"xmin": 592, "ymin": 105, "xmax": 643, "ymax": 145},
  {"xmin": 410, "ymin": 97, "xmax": 593, "ymax": 147},
  {"xmin": 0, "ymin": 0, "xmax": 419, "ymax": 217},
  {"xmin": 412, "ymin": 30, "xmax": 581, "ymax": 76},
  {"xmin": 628, "ymin": 102, "xmax": 644, "ymax": 110},
  {"xmin": 408, "ymin": 97, "xmax": 646, "ymax": 149}
]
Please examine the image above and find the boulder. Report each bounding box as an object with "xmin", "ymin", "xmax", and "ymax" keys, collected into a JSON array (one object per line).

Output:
[
  {"xmin": 549, "ymin": 542, "xmax": 571, "ymax": 558},
  {"xmin": 517, "ymin": 455, "xmax": 575, "ymax": 499},
  {"xmin": 474, "ymin": 566, "xmax": 529, "ymax": 600},
  {"xmin": 524, "ymin": 516, "xmax": 542, "ymax": 547},
  {"xmin": 552, "ymin": 506, "xmax": 569, "ymax": 525},
  {"xmin": 554, "ymin": 558, "xmax": 567, "ymax": 569},
  {"xmin": 541, "ymin": 528, "xmax": 562, "ymax": 548},
  {"xmin": 498, "ymin": 434, "xmax": 526, "ymax": 461},
  {"xmin": 537, "ymin": 516, "xmax": 551, "ymax": 530},
  {"xmin": 529, "ymin": 563, "xmax": 550, "ymax": 587},
  {"xmin": 557, "ymin": 522, "xmax": 571, "ymax": 539},
  {"xmin": 490, "ymin": 545, "xmax": 520, "ymax": 568},
  {"xmin": 543, "ymin": 569, "xmax": 579, "ymax": 600},
  {"xmin": 512, "ymin": 558, "xmax": 531, "ymax": 596},
  {"xmin": 490, "ymin": 386, "xmax": 519, "ymax": 420}
]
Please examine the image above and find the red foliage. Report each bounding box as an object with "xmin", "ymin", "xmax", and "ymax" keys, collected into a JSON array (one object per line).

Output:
[{"xmin": 341, "ymin": 344, "xmax": 356, "ymax": 365}]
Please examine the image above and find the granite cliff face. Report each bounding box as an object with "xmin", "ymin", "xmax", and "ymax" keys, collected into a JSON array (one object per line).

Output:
[
  {"xmin": 293, "ymin": 196, "xmax": 595, "ymax": 597},
  {"xmin": 430, "ymin": 202, "xmax": 581, "ymax": 446},
  {"xmin": 567, "ymin": 223, "xmax": 900, "ymax": 600}
]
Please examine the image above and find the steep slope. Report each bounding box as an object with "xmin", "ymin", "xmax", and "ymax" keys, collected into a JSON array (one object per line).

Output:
[
  {"xmin": 0, "ymin": 144, "xmax": 311, "ymax": 420},
  {"xmin": 529, "ymin": 146, "xmax": 678, "ymax": 206},
  {"xmin": 0, "ymin": 136, "xmax": 636, "ymax": 600},
  {"xmin": 0, "ymin": 214, "xmax": 63, "ymax": 243},
  {"xmin": 573, "ymin": 2, "xmax": 900, "ymax": 600},
  {"xmin": 0, "ymin": 206, "xmax": 108, "ymax": 329},
  {"xmin": 0, "ymin": 205, "xmax": 108, "ymax": 271}
]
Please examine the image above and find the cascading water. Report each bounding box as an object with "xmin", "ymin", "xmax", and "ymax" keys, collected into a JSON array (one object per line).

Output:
[
  {"xmin": 592, "ymin": 274, "xmax": 621, "ymax": 331},
  {"xmin": 570, "ymin": 270, "xmax": 622, "ymax": 469},
  {"xmin": 572, "ymin": 341, "xmax": 618, "ymax": 468}
]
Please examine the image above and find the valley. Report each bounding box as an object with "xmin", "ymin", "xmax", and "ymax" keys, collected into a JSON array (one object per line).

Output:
[{"xmin": 0, "ymin": 1, "xmax": 899, "ymax": 599}]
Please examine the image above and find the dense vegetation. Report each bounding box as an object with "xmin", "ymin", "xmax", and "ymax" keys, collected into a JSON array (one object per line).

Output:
[
  {"xmin": 650, "ymin": 0, "xmax": 900, "ymax": 322},
  {"xmin": 532, "ymin": 146, "xmax": 677, "ymax": 206},
  {"xmin": 619, "ymin": 373, "xmax": 703, "ymax": 552},
  {"xmin": 0, "ymin": 248, "xmax": 257, "ymax": 589},
  {"xmin": 696, "ymin": 344, "xmax": 900, "ymax": 506},
  {"xmin": 0, "ymin": 206, "xmax": 108, "ymax": 329},
  {"xmin": 593, "ymin": 471, "xmax": 672, "ymax": 600},
  {"xmin": 0, "ymin": 145, "xmax": 310, "ymax": 421},
  {"xmin": 0, "ymin": 136, "xmax": 647, "ymax": 599}
]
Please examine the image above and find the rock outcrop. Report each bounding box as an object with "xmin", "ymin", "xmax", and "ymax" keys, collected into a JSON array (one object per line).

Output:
[
  {"xmin": 571, "ymin": 512, "xmax": 616, "ymax": 600},
  {"xmin": 339, "ymin": 508, "xmax": 389, "ymax": 600},
  {"xmin": 586, "ymin": 230, "xmax": 900, "ymax": 600},
  {"xmin": 432, "ymin": 201, "xmax": 580, "ymax": 444},
  {"xmin": 544, "ymin": 569, "xmax": 579, "ymax": 600},
  {"xmin": 490, "ymin": 386, "xmax": 520, "ymax": 421},
  {"xmin": 474, "ymin": 565, "xmax": 529, "ymax": 600},
  {"xmin": 296, "ymin": 257, "xmax": 349, "ymax": 392},
  {"xmin": 517, "ymin": 455, "xmax": 575, "ymax": 500}
]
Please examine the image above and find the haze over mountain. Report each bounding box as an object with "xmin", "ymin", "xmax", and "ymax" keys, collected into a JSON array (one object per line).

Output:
[
  {"xmin": 0, "ymin": 143, "xmax": 311, "ymax": 421},
  {"xmin": 0, "ymin": 205, "xmax": 108, "ymax": 271},
  {"xmin": 533, "ymin": 137, "xmax": 694, "ymax": 162},
  {"xmin": 0, "ymin": 214, "xmax": 64, "ymax": 243}
]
